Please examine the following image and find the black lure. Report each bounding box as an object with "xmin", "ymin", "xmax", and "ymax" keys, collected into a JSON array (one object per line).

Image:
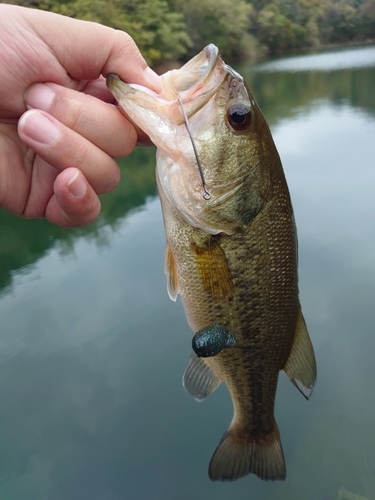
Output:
[{"xmin": 192, "ymin": 325, "xmax": 236, "ymax": 358}]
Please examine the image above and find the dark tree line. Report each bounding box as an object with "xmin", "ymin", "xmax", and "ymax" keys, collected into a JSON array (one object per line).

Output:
[{"xmin": 7, "ymin": 0, "xmax": 375, "ymax": 65}]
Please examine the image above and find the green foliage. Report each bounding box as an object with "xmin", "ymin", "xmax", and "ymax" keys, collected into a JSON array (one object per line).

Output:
[
  {"xmin": 321, "ymin": 1, "xmax": 358, "ymax": 42},
  {"xmin": 26, "ymin": 0, "xmax": 191, "ymax": 65},
  {"xmin": 355, "ymin": 0, "xmax": 375, "ymax": 39},
  {"xmin": 12, "ymin": 0, "xmax": 375, "ymax": 64},
  {"xmin": 255, "ymin": 4, "xmax": 307, "ymax": 52},
  {"xmin": 179, "ymin": 0, "xmax": 255, "ymax": 61},
  {"xmin": 123, "ymin": 0, "xmax": 192, "ymax": 63},
  {"xmin": 251, "ymin": 0, "xmax": 375, "ymax": 55}
]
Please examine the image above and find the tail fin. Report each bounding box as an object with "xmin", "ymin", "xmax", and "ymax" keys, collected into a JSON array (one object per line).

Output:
[{"xmin": 209, "ymin": 422, "xmax": 286, "ymax": 482}]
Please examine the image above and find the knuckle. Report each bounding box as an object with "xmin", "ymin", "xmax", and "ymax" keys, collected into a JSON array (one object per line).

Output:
[
  {"xmin": 113, "ymin": 30, "xmax": 147, "ymax": 68},
  {"xmin": 63, "ymin": 196, "xmax": 100, "ymax": 228},
  {"xmin": 54, "ymin": 93, "xmax": 85, "ymax": 130},
  {"xmin": 116, "ymin": 130, "xmax": 138, "ymax": 158},
  {"xmin": 68, "ymin": 144, "xmax": 120, "ymax": 194},
  {"xmin": 99, "ymin": 160, "xmax": 121, "ymax": 194},
  {"xmin": 79, "ymin": 201, "xmax": 100, "ymax": 225},
  {"xmin": 70, "ymin": 141, "xmax": 90, "ymax": 170}
]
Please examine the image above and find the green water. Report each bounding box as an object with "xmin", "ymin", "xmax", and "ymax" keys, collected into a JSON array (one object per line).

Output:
[{"xmin": 0, "ymin": 45, "xmax": 375, "ymax": 499}]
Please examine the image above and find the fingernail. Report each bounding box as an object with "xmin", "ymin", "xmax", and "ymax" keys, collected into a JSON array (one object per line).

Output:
[
  {"xmin": 144, "ymin": 67, "xmax": 161, "ymax": 93},
  {"xmin": 19, "ymin": 110, "xmax": 58, "ymax": 145},
  {"xmin": 25, "ymin": 83, "xmax": 55, "ymax": 110},
  {"xmin": 66, "ymin": 170, "xmax": 87, "ymax": 198}
]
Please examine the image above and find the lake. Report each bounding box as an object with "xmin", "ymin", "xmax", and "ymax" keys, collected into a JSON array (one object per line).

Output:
[{"xmin": 0, "ymin": 45, "xmax": 375, "ymax": 499}]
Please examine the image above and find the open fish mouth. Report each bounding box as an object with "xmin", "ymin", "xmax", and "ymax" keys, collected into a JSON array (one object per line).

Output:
[
  {"xmin": 106, "ymin": 44, "xmax": 249, "ymax": 234},
  {"xmin": 106, "ymin": 44, "xmax": 225, "ymax": 117},
  {"xmin": 164, "ymin": 44, "xmax": 220, "ymax": 99}
]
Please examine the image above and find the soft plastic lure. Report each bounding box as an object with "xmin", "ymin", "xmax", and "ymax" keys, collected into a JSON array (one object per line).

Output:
[{"xmin": 192, "ymin": 324, "xmax": 236, "ymax": 357}]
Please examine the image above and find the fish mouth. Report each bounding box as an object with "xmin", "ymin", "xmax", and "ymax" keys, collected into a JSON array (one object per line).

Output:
[
  {"xmin": 167, "ymin": 44, "xmax": 221, "ymax": 100},
  {"xmin": 106, "ymin": 44, "xmax": 224, "ymax": 117},
  {"xmin": 106, "ymin": 74, "xmax": 139, "ymax": 98},
  {"xmin": 106, "ymin": 46, "xmax": 244, "ymax": 235}
]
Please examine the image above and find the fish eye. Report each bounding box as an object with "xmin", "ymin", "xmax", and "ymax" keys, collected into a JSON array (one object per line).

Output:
[{"xmin": 227, "ymin": 104, "xmax": 252, "ymax": 131}]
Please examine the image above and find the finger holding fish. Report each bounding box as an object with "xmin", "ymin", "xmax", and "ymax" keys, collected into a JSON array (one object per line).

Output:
[
  {"xmin": 24, "ymin": 81, "xmax": 152, "ymax": 158},
  {"xmin": 19, "ymin": 79, "xmax": 152, "ymax": 217},
  {"xmin": 18, "ymin": 108, "xmax": 121, "ymax": 195}
]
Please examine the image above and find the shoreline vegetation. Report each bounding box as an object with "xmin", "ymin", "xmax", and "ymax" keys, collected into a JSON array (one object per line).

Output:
[{"xmin": 9, "ymin": 0, "xmax": 375, "ymax": 67}]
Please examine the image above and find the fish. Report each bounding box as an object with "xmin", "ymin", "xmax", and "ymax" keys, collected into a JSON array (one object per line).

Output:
[{"xmin": 107, "ymin": 44, "xmax": 316, "ymax": 482}]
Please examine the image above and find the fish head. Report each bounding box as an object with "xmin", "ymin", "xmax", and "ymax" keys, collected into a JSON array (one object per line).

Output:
[{"xmin": 107, "ymin": 44, "xmax": 277, "ymax": 234}]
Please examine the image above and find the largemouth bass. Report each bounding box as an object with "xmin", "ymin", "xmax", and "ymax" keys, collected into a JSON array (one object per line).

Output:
[{"xmin": 107, "ymin": 44, "xmax": 316, "ymax": 482}]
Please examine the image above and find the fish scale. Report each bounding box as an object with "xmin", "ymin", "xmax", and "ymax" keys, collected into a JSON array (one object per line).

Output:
[{"xmin": 107, "ymin": 43, "xmax": 316, "ymax": 482}]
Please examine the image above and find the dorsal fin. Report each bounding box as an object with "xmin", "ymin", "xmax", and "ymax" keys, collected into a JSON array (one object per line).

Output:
[
  {"xmin": 183, "ymin": 353, "xmax": 222, "ymax": 402},
  {"xmin": 283, "ymin": 307, "xmax": 317, "ymax": 399}
]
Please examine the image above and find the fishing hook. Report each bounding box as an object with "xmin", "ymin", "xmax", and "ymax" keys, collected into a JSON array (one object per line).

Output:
[{"xmin": 178, "ymin": 97, "xmax": 211, "ymax": 200}]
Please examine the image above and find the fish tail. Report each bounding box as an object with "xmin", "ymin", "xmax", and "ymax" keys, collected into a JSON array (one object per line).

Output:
[{"xmin": 208, "ymin": 421, "xmax": 286, "ymax": 482}]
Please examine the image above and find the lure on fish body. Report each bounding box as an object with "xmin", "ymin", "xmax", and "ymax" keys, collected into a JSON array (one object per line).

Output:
[
  {"xmin": 192, "ymin": 324, "xmax": 236, "ymax": 358},
  {"xmin": 107, "ymin": 44, "xmax": 317, "ymax": 482}
]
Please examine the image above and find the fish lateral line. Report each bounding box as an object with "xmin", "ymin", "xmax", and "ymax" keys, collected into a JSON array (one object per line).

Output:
[{"xmin": 192, "ymin": 324, "xmax": 236, "ymax": 358}]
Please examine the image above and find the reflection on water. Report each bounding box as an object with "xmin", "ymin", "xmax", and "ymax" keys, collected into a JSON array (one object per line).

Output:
[
  {"xmin": 0, "ymin": 147, "xmax": 156, "ymax": 295},
  {"xmin": 0, "ymin": 46, "xmax": 375, "ymax": 499},
  {"xmin": 254, "ymin": 45, "xmax": 375, "ymax": 72}
]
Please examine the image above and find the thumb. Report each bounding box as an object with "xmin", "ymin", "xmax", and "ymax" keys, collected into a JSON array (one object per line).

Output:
[{"xmin": 21, "ymin": 7, "xmax": 161, "ymax": 92}]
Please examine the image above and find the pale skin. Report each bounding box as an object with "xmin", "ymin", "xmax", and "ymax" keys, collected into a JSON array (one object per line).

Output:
[{"xmin": 0, "ymin": 4, "xmax": 161, "ymax": 227}]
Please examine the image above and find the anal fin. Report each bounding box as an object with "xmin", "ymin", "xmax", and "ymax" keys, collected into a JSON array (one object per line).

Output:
[
  {"xmin": 209, "ymin": 421, "xmax": 286, "ymax": 482},
  {"xmin": 283, "ymin": 307, "xmax": 317, "ymax": 399},
  {"xmin": 182, "ymin": 353, "xmax": 221, "ymax": 402},
  {"xmin": 164, "ymin": 242, "xmax": 179, "ymax": 301}
]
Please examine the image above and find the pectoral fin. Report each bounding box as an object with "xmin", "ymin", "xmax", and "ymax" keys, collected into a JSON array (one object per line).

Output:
[
  {"xmin": 192, "ymin": 239, "xmax": 234, "ymax": 301},
  {"xmin": 183, "ymin": 353, "xmax": 222, "ymax": 402},
  {"xmin": 164, "ymin": 242, "xmax": 179, "ymax": 301},
  {"xmin": 283, "ymin": 308, "xmax": 317, "ymax": 399}
]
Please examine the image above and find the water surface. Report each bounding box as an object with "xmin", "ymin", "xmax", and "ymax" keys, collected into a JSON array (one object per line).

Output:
[{"xmin": 0, "ymin": 46, "xmax": 374, "ymax": 499}]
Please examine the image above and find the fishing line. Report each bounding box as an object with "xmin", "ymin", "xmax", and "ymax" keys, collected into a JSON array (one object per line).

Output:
[
  {"xmin": 177, "ymin": 98, "xmax": 216, "ymax": 319},
  {"xmin": 178, "ymin": 97, "xmax": 211, "ymax": 201}
]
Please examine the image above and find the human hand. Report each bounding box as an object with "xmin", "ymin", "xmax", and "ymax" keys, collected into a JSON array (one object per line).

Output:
[{"xmin": 0, "ymin": 4, "xmax": 161, "ymax": 227}]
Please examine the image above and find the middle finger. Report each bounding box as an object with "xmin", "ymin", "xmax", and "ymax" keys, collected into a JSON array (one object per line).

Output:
[{"xmin": 24, "ymin": 82, "xmax": 151, "ymax": 157}]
